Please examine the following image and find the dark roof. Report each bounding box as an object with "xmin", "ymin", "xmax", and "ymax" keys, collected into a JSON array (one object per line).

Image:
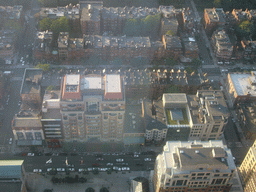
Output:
[
  {"xmin": 21, "ymin": 68, "xmax": 43, "ymax": 95},
  {"xmin": 124, "ymin": 105, "xmax": 144, "ymax": 134}
]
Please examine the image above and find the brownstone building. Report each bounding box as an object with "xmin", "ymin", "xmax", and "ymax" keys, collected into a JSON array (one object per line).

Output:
[
  {"xmin": 162, "ymin": 35, "xmax": 182, "ymax": 60},
  {"xmin": 80, "ymin": 1, "xmax": 102, "ymax": 35},
  {"xmin": 204, "ymin": 8, "xmax": 226, "ymax": 35}
]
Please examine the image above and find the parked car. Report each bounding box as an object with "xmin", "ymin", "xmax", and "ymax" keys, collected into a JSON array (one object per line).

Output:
[
  {"xmin": 9, "ymin": 138, "xmax": 12, "ymax": 145},
  {"xmin": 116, "ymin": 159, "xmax": 124, "ymax": 162},
  {"xmin": 144, "ymin": 158, "xmax": 151, "ymax": 161},
  {"xmin": 27, "ymin": 153, "xmax": 35, "ymax": 156}
]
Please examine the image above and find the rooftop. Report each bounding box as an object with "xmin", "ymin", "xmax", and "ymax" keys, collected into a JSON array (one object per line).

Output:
[
  {"xmin": 143, "ymin": 99, "xmax": 167, "ymax": 131},
  {"xmin": 229, "ymin": 73, "xmax": 256, "ymax": 96},
  {"xmin": 80, "ymin": 2, "xmax": 102, "ymax": 22},
  {"xmin": 0, "ymin": 160, "xmax": 24, "ymax": 166},
  {"xmin": 104, "ymin": 74, "xmax": 122, "ymax": 100},
  {"xmin": 58, "ymin": 32, "xmax": 69, "ymax": 48},
  {"xmin": 205, "ymin": 8, "xmax": 226, "ymax": 23},
  {"xmin": 163, "ymin": 93, "xmax": 187, "ymax": 104},
  {"xmin": 164, "ymin": 35, "xmax": 182, "ymax": 50},
  {"xmin": 20, "ymin": 68, "xmax": 43, "ymax": 95},
  {"xmin": 81, "ymin": 76, "xmax": 102, "ymax": 89},
  {"xmin": 124, "ymin": 105, "xmax": 144, "ymax": 134}
]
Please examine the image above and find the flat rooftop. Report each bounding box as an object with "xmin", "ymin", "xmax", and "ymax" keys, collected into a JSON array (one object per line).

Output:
[
  {"xmin": 21, "ymin": 68, "xmax": 43, "ymax": 95},
  {"xmin": 0, "ymin": 160, "xmax": 24, "ymax": 166},
  {"xmin": 163, "ymin": 93, "xmax": 188, "ymax": 103},
  {"xmin": 105, "ymin": 74, "xmax": 121, "ymax": 93},
  {"xmin": 42, "ymin": 108, "xmax": 62, "ymax": 120},
  {"xmin": 229, "ymin": 73, "xmax": 256, "ymax": 96},
  {"xmin": 82, "ymin": 76, "xmax": 102, "ymax": 89}
]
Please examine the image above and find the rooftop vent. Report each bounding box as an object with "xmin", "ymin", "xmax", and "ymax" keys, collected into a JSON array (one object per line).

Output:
[
  {"xmin": 180, "ymin": 150, "xmax": 184, "ymax": 154},
  {"xmin": 195, "ymin": 150, "xmax": 199, "ymax": 154}
]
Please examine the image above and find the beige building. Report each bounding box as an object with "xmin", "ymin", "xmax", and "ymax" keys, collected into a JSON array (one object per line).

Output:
[
  {"xmin": 227, "ymin": 71, "xmax": 256, "ymax": 106},
  {"xmin": 211, "ymin": 29, "xmax": 233, "ymax": 61},
  {"xmin": 153, "ymin": 140, "xmax": 236, "ymax": 192},
  {"xmin": 240, "ymin": 139, "xmax": 256, "ymax": 192},
  {"xmin": 60, "ymin": 73, "xmax": 125, "ymax": 142}
]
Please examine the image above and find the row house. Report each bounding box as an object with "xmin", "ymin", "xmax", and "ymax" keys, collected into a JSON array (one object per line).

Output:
[
  {"xmin": 182, "ymin": 35, "xmax": 199, "ymax": 59},
  {"xmin": 162, "ymin": 35, "xmax": 182, "ymax": 60},
  {"xmin": 240, "ymin": 39, "xmax": 256, "ymax": 61}
]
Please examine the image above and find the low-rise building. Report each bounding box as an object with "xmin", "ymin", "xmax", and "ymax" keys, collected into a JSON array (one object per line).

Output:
[
  {"xmin": 39, "ymin": 4, "xmax": 80, "ymax": 21},
  {"xmin": 58, "ymin": 32, "xmax": 69, "ymax": 60},
  {"xmin": 182, "ymin": 36, "xmax": 199, "ymax": 59},
  {"xmin": 33, "ymin": 31, "xmax": 58, "ymax": 61},
  {"xmin": 240, "ymin": 39, "xmax": 256, "ymax": 61},
  {"xmin": 20, "ymin": 68, "xmax": 43, "ymax": 105},
  {"xmin": 83, "ymin": 35, "xmax": 153, "ymax": 60},
  {"xmin": 182, "ymin": 8, "xmax": 194, "ymax": 32},
  {"xmin": 227, "ymin": 71, "xmax": 256, "ymax": 106},
  {"xmin": 0, "ymin": 160, "xmax": 27, "ymax": 192},
  {"xmin": 231, "ymin": 9, "xmax": 250, "ymax": 23},
  {"xmin": 153, "ymin": 140, "xmax": 236, "ymax": 192},
  {"xmin": 211, "ymin": 29, "xmax": 233, "ymax": 61},
  {"xmin": 204, "ymin": 8, "xmax": 226, "ymax": 35},
  {"xmin": 162, "ymin": 35, "xmax": 182, "ymax": 60},
  {"xmin": 0, "ymin": 30, "xmax": 15, "ymax": 60},
  {"xmin": 131, "ymin": 177, "xmax": 149, "ymax": 192},
  {"xmin": 80, "ymin": 1, "xmax": 102, "ymax": 35}
]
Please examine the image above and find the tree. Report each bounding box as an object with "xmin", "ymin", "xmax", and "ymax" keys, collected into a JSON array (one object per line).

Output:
[
  {"xmin": 46, "ymin": 85, "xmax": 54, "ymax": 91},
  {"xmin": 100, "ymin": 187, "xmax": 109, "ymax": 192},
  {"xmin": 85, "ymin": 187, "xmax": 95, "ymax": 192},
  {"xmin": 236, "ymin": 20, "xmax": 254, "ymax": 39},
  {"xmin": 39, "ymin": 18, "xmax": 52, "ymax": 31},
  {"xmin": 123, "ymin": 19, "xmax": 141, "ymax": 36},
  {"xmin": 191, "ymin": 58, "xmax": 202, "ymax": 68},
  {"xmin": 165, "ymin": 30, "xmax": 174, "ymax": 36},
  {"xmin": 35, "ymin": 64, "xmax": 51, "ymax": 71}
]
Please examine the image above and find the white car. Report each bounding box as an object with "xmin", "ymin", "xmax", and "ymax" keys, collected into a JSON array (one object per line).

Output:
[
  {"xmin": 9, "ymin": 138, "xmax": 12, "ymax": 145},
  {"xmin": 121, "ymin": 167, "xmax": 127, "ymax": 171},
  {"xmin": 78, "ymin": 168, "xmax": 84, "ymax": 172},
  {"xmin": 113, "ymin": 166, "xmax": 118, "ymax": 171},
  {"xmin": 68, "ymin": 168, "xmax": 75, "ymax": 171},
  {"xmin": 134, "ymin": 154, "xmax": 139, "ymax": 158},
  {"xmin": 33, "ymin": 169, "xmax": 39, "ymax": 172},
  {"xmin": 144, "ymin": 158, "xmax": 151, "ymax": 161},
  {"xmin": 127, "ymin": 167, "xmax": 130, "ymax": 171},
  {"xmin": 116, "ymin": 158, "xmax": 124, "ymax": 162},
  {"xmin": 47, "ymin": 168, "xmax": 52, "ymax": 172},
  {"xmin": 106, "ymin": 163, "xmax": 113, "ymax": 166},
  {"xmin": 27, "ymin": 153, "xmax": 35, "ymax": 156}
]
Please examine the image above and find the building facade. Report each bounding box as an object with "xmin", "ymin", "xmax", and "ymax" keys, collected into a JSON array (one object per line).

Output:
[
  {"xmin": 153, "ymin": 140, "xmax": 236, "ymax": 192},
  {"xmin": 60, "ymin": 73, "xmax": 125, "ymax": 142},
  {"xmin": 204, "ymin": 8, "xmax": 226, "ymax": 35},
  {"xmin": 239, "ymin": 139, "xmax": 256, "ymax": 192}
]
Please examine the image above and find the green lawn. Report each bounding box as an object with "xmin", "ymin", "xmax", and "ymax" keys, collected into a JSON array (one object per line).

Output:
[
  {"xmin": 179, "ymin": 108, "xmax": 189, "ymax": 125},
  {"xmin": 166, "ymin": 109, "xmax": 178, "ymax": 125}
]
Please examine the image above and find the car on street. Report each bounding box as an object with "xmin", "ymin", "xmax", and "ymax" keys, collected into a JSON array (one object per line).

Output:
[
  {"xmin": 27, "ymin": 153, "xmax": 34, "ymax": 156},
  {"xmin": 57, "ymin": 168, "xmax": 65, "ymax": 172},
  {"xmin": 134, "ymin": 154, "xmax": 139, "ymax": 158},
  {"xmin": 144, "ymin": 158, "xmax": 151, "ymax": 161},
  {"xmin": 9, "ymin": 138, "xmax": 12, "ymax": 145},
  {"xmin": 106, "ymin": 163, "xmax": 113, "ymax": 166},
  {"xmin": 116, "ymin": 158, "xmax": 124, "ymax": 162},
  {"xmin": 96, "ymin": 158, "xmax": 104, "ymax": 161}
]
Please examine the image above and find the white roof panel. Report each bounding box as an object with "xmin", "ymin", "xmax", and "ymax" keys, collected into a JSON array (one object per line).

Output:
[
  {"xmin": 106, "ymin": 74, "xmax": 121, "ymax": 93},
  {"xmin": 82, "ymin": 77, "xmax": 102, "ymax": 89},
  {"xmin": 65, "ymin": 74, "xmax": 80, "ymax": 85}
]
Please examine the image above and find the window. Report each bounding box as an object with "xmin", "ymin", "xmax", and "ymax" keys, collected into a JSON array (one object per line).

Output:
[{"xmin": 176, "ymin": 180, "xmax": 183, "ymax": 186}]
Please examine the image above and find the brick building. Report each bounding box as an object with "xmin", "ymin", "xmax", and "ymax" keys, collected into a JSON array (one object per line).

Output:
[
  {"xmin": 162, "ymin": 35, "xmax": 182, "ymax": 60},
  {"xmin": 204, "ymin": 8, "xmax": 226, "ymax": 35}
]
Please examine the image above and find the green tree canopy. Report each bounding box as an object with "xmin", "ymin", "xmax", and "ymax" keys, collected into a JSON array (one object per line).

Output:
[
  {"xmin": 165, "ymin": 30, "xmax": 174, "ymax": 36},
  {"xmin": 35, "ymin": 64, "xmax": 50, "ymax": 71},
  {"xmin": 123, "ymin": 19, "xmax": 141, "ymax": 36},
  {"xmin": 39, "ymin": 18, "xmax": 52, "ymax": 31},
  {"xmin": 191, "ymin": 58, "xmax": 202, "ymax": 67}
]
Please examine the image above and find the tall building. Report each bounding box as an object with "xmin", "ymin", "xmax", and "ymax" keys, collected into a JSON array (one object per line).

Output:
[
  {"xmin": 60, "ymin": 73, "xmax": 125, "ymax": 142},
  {"xmin": 240, "ymin": 139, "xmax": 256, "ymax": 192},
  {"xmin": 153, "ymin": 140, "xmax": 236, "ymax": 192}
]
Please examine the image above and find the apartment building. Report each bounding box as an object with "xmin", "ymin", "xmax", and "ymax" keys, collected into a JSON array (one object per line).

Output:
[
  {"xmin": 204, "ymin": 8, "xmax": 226, "ymax": 35},
  {"xmin": 153, "ymin": 140, "xmax": 236, "ymax": 192},
  {"xmin": 0, "ymin": 30, "xmax": 15, "ymax": 60},
  {"xmin": 239, "ymin": 139, "xmax": 256, "ymax": 192},
  {"xmin": 231, "ymin": 9, "xmax": 249, "ymax": 23},
  {"xmin": 245, "ymin": 9, "xmax": 256, "ymax": 20},
  {"xmin": 241, "ymin": 39, "xmax": 256, "ymax": 61},
  {"xmin": 33, "ymin": 31, "xmax": 58, "ymax": 61},
  {"xmin": 227, "ymin": 71, "xmax": 256, "ymax": 106},
  {"xmin": 83, "ymin": 35, "xmax": 153, "ymax": 60},
  {"xmin": 58, "ymin": 32, "xmax": 69, "ymax": 60},
  {"xmin": 80, "ymin": 1, "xmax": 102, "ymax": 35},
  {"xmin": 60, "ymin": 73, "xmax": 125, "ymax": 142},
  {"xmin": 143, "ymin": 91, "xmax": 229, "ymax": 143},
  {"xmin": 41, "ymin": 90, "xmax": 63, "ymax": 143},
  {"xmin": 211, "ymin": 29, "xmax": 233, "ymax": 61},
  {"xmin": 0, "ymin": 5, "xmax": 23, "ymax": 25},
  {"xmin": 39, "ymin": 4, "xmax": 80, "ymax": 21},
  {"xmin": 182, "ymin": 35, "xmax": 199, "ymax": 59},
  {"xmin": 182, "ymin": 8, "xmax": 194, "ymax": 32},
  {"xmin": 162, "ymin": 35, "xmax": 182, "ymax": 60},
  {"xmin": 20, "ymin": 68, "xmax": 43, "ymax": 105}
]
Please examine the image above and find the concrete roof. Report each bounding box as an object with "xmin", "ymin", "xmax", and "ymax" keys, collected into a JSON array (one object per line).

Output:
[
  {"xmin": 21, "ymin": 68, "xmax": 43, "ymax": 95},
  {"xmin": 105, "ymin": 74, "xmax": 121, "ymax": 93},
  {"xmin": 124, "ymin": 105, "xmax": 144, "ymax": 134},
  {"xmin": 229, "ymin": 73, "xmax": 256, "ymax": 96},
  {"xmin": 163, "ymin": 93, "xmax": 187, "ymax": 104},
  {"xmin": 0, "ymin": 160, "xmax": 24, "ymax": 166},
  {"xmin": 82, "ymin": 76, "xmax": 102, "ymax": 89}
]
